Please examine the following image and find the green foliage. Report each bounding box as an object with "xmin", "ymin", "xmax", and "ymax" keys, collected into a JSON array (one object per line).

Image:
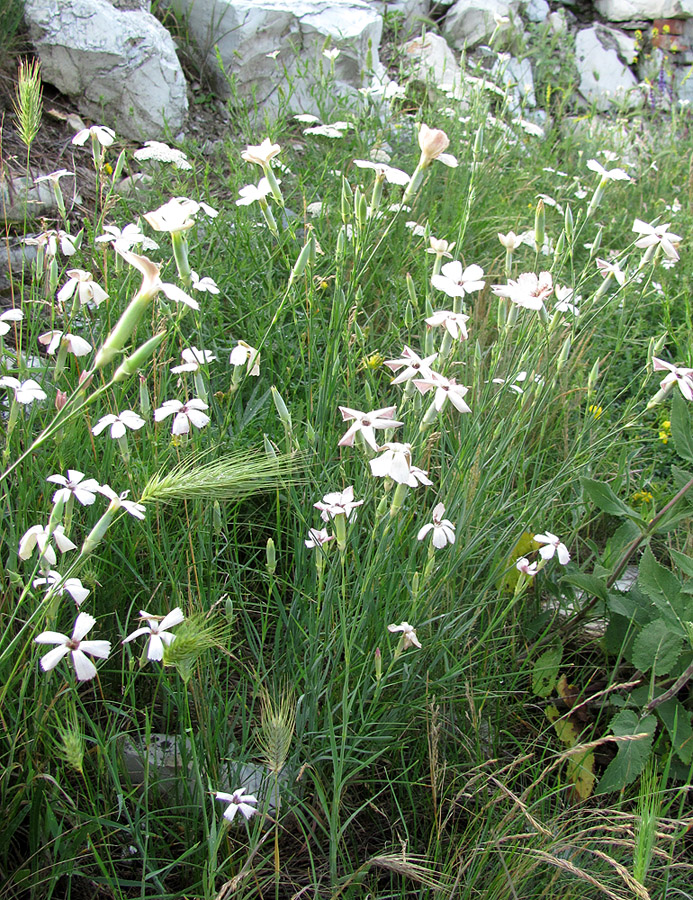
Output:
[{"xmin": 597, "ymin": 710, "xmax": 657, "ymax": 794}]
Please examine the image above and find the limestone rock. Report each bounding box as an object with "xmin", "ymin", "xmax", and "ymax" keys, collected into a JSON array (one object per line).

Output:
[
  {"xmin": 524, "ymin": 0, "xmax": 548, "ymax": 22},
  {"xmin": 0, "ymin": 176, "xmax": 58, "ymax": 223},
  {"xmin": 24, "ymin": 0, "xmax": 188, "ymax": 141},
  {"xmin": 443, "ymin": 0, "xmax": 518, "ymax": 49},
  {"xmin": 401, "ymin": 32, "xmax": 461, "ymax": 88},
  {"xmin": 574, "ymin": 26, "xmax": 640, "ymax": 111},
  {"xmin": 365, "ymin": 0, "xmax": 428, "ymax": 30},
  {"xmin": 167, "ymin": 0, "xmax": 382, "ymax": 117},
  {"xmin": 595, "ymin": 0, "xmax": 693, "ymax": 21},
  {"xmin": 492, "ymin": 54, "xmax": 536, "ymax": 109}
]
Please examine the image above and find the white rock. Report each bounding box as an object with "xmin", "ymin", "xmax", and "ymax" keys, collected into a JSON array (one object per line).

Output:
[
  {"xmin": 401, "ymin": 32, "xmax": 461, "ymax": 88},
  {"xmin": 443, "ymin": 0, "xmax": 518, "ymax": 49},
  {"xmin": 0, "ymin": 176, "xmax": 58, "ymax": 222},
  {"xmin": 574, "ymin": 26, "xmax": 640, "ymax": 112},
  {"xmin": 167, "ymin": 0, "xmax": 382, "ymax": 117},
  {"xmin": 524, "ymin": 0, "xmax": 548, "ymax": 21},
  {"xmin": 365, "ymin": 0, "xmax": 428, "ymax": 30},
  {"xmin": 492, "ymin": 54, "xmax": 536, "ymax": 109},
  {"xmin": 548, "ymin": 9, "xmax": 568, "ymax": 32},
  {"xmin": 595, "ymin": 0, "xmax": 693, "ymax": 20},
  {"xmin": 24, "ymin": 0, "xmax": 187, "ymax": 140}
]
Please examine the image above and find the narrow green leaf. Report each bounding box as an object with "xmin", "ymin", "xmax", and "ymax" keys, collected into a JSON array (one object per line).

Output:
[
  {"xmin": 596, "ymin": 710, "xmax": 656, "ymax": 794},
  {"xmin": 532, "ymin": 644, "xmax": 563, "ymax": 698},
  {"xmin": 580, "ymin": 477, "xmax": 644, "ymax": 523}
]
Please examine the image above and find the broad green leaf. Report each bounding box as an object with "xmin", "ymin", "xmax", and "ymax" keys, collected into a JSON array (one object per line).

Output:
[
  {"xmin": 561, "ymin": 572, "xmax": 607, "ymax": 604},
  {"xmin": 631, "ymin": 619, "xmax": 684, "ymax": 674},
  {"xmin": 656, "ymin": 697, "xmax": 693, "ymax": 764},
  {"xmin": 580, "ymin": 477, "xmax": 644, "ymax": 523},
  {"xmin": 596, "ymin": 710, "xmax": 656, "ymax": 794},
  {"xmin": 669, "ymin": 548, "xmax": 693, "ymax": 580},
  {"xmin": 671, "ymin": 391, "xmax": 693, "ymax": 465},
  {"xmin": 602, "ymin": 520, "xmax": 641, "ymax": 568},
  {"xmin": 638, "ymin": 547, "xmax": 685, "ymax": 625},
  {"xmin": 671, "ymin": 466, "xmax": 693, "ymax": 512},
  {"xmin": 532, "ymin": 644, "xmax": 563, "ymax": 697}
]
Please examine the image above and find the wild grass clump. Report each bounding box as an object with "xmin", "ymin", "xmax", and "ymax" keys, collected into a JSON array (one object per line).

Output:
[{"xmin": 0, "ymin": 42, "xmax": 692, "ymax": 900}]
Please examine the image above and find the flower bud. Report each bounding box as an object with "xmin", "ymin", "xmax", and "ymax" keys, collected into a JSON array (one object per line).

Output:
[
  {"xmin": 266, "ymin": 537, "xmax": 276, "ymax": 575},
  {"xmin": 288, "ymin": 235, "xmax": 314, "ymax": 286},
  {"xmin": 113, "ymin": 331, "xmax": 167, "ymax": 382},
  {"xmin": 534, "ymin": 199, "xmax": 545, "ymax": 254},
  {"xmin": 271, "ymin": 386, "xmax": 292, "ymax": 428},
  {"xmin": 374, "ymin": 647, "xmax": 382, "ymax": 682},
  {"xmin": 55, "ymin": 389, "xmax": 68, "ymax": 411}
]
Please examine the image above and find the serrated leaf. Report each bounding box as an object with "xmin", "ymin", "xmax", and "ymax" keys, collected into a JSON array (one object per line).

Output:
[
  {"xmin": 669, "ymin": 548, "xmax": 693, "ymax": 580},
  {"xmin": 532, "ymin": 645, "xmax": 563, "ymax": 697},
  {"xmin": 567, "ymin": 750, "xmax": 596, "ymax": 800},
  {"xmin": 596, "ymin": 710, "xmax": 656, "ymax": 794},
  {"xmin": 671, "ymin": 391, "xmax": 693, "ymax": 464},
  {"xmin": 671, "ymin": 466, "xmax": 693, "ymax": 511},
  {"xmin": 638, "ymin": 547, "xmax": 685, "ymax": 625},
  {"xmin": 580, "ymin": 477, "xmax": 644, "ymax": 522},
  {"xmin": 561, "ymin": 572, "xmax": 607, "ymax": 604},
  {"xmin": 631, "ymin": 619, "xmax": 684, "ymax": 674},
  {"xmin": 656, "ymin": 697, "xmax": 693, "ymax": 764}
]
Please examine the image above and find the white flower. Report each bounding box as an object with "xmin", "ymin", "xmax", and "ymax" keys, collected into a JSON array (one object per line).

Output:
[
  {"xmin": 353, "ymin": 159, "xmax": 410, "ymax": 185},
  {"xmin": 98, "ymin": 485, "xmax": 147, "ymax": 519},
  {"xmin": 305, "ymin": 527, "xmax": 334, "ymax": 549},
  {"xmin": 122, "ymin": 608, "xmax": 185, "ymax": 661},
  {"xmin": 154, "ymin": 398, "xmax": 210, "ymax": 435},
  {"xmin": 133, "ymin": 141, "xmax": 192, "ymax": 170},
  {"xmin": 337, "ymin": 405, "xmax": 403, "ymax": 451},
  {"xmin": 19, "ymin": 524, "xmax": 77, "ymax": 566},
  {"xmin": 387, "ymin": 621, "xmax": 421, "ymax": 649},
  {"xmin": 515, "ymin": 557, "xmax": 538, "ymax": 576},
  {"xmin": 554, "ymin": 285, "xmax": 580, "ymax": 317},
  {"xmin": 144, "ymin": 197, "xmax": 217, "ymax": 234},
  {"xmin": 370, "ymin": 442, "xmax": 432, "ymax": 487},
  {"xmin": 492, "ymin": 272, "xmax": 553, "ymax": 310},
  {"xmin": 596, "ymin": 258, "xmax": 626, "ymax": 286},
  {"xmin": 95, "ymin": 222, "xmax": 159, "ymax": 252},
  {"xmin": 216, "ymin": 788, "xmax": 258, "ymax": 822},
  {"xmin": 0, "ymin": 307, "xmax": 23, "ymax": 336},
  {"xmin": 304, "ymin": 122, "xmax": 351, "ymax": 138},
  {"xmin": 431, "ymin": 261, "xmax": 485, "ymax": 298},
  {"xmin": 92, "ymin": 410, "xmax": 146, "ymax": 439},
  {"xmin": 425, "ymin": 310, "xmax": 470, "ymax": 340},
  {"xmin": 35, "ymin": 612, "xmax": 111, "ymax": 681},
  {"xmin": 47, "ymin": 470, "xmax": 100, "ymax": 506},
  {"xmin": 38, "ymin": 331, "xmax": 92, "ymax": 356},
  {"xmin": 294, "ymin": 114, "xmax": 320, "ymax": 124},
  {"xmin": 57, "ymin": 269, "xmax": 108, "ymax": 307},
  {"xmin": 34, "ymin": 169, "xmax": 74, "ymax": 186},
  {"xmin": 314, "ymin": 486, "xmax": 363, "ymax": 523},
  {"xmin": 190, "ymin": 271, "xmax": 219, "ymax": 293},
  {"xmin": 230, "ymin": 340, "xmax": 260, "ymax": 376},
  {"xmin": 384, "ymin": 346, "xmax": 437, "ymax": 385},
  {"xmin": 413, "ymin": 373, "xmax": 471, "ymax": 413},
  {"xmin": 171, "ymin": 346, "xmax": 217, "ymax": 373},
  {"xmin": 72, "ymin": 125, "xmax": 115, "ymax": 147},
  {"xmin": 33, "ymin": 570, "xmax": 90, "ymax": 606},
  {"xmin": 498, "ymin": 231, "xmax": 523, "ymax": 251},
  {"xmin": 236, "ymin": 177, "xmax": 277, "ymax": 206},
  {"xmin": 632, "ymin": 219, "xmax": 682, "ymax": 261},
  {"xmin": 24, "ymin": 229, "xmax": 79, "ymax": 257},
  {"xmin": 323, "ymin": 47, "xmax": 341, "ymax": 60},
  {"xmin": 586, "ymin": 159, "xmax": 630, "ymax": 182},
  {"xmin": 0, "ymin": 376, "xmax": 47, "ymax": 404},
  {"xmin": 405, "ymin": 221, "xmax": 427, "ymax": 237},
  {"xmin": 242, "ymin": 139, "xmax": 281, "ymax": 166},
  {"xmin": 534, "ymin": 531, "xmax": 570, "ymax": 565},
  {"xmin": 652, "ymin": 357, "xmax": 693, "ymax": 401},
  {"xmin": 417, "ymin": 123, "xmax": 457, "ymax": 167},
  {"xmin": 417, "ymin": 502, "xmax": 455, "ymax": 549},
  {"xmin": 426, "ymin": 236, "xmax": 455, "ymax": 257}
]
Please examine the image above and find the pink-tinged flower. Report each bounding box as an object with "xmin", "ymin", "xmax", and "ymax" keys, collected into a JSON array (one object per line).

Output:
[
  {"xmin": 492, "ymin": 272, "xmax": 553, "ymax": 310},
  {"xmin": 216, "ymin": 788, "xmax": 258, "ymax": 822},
  {"xmin": 57, "ymin": 269, "xmax": 109, "ymax": 307},
  {"xmin": 38, "ymin": 331, "xmax": 92, "ymax": 356},
  {"xmin": 19, "ymin": 524, "xmax": 77, "ymax": 566},
  {"xmin": 338, "ymin": 405, "xmax": 403, "ymax": 451},
  {"xmin": 431, "ymin": 261, "xmax": 485, "ymax": 298},
  {"xmin": 369, "ymin": 442, "xmax": 432, "ymax": 487},
  {"xmin": 417, "ymin": 124, "xmax": 457, "ymax": 168},
  {"xmin": 33, "ymin": 570, "xmax": 90, "ymax": 606},
  {"xmin": 353, "ymin": 159, "xmax": 410, "ymax": 185},
  {"xmin": 95, "ymin": 222, "xmax": 159, "ymax": 252},
  {"xmin": 425, "ymin": 310, "xmax": 470, "ymax": 340},
  {"xmin": 0, "ymin": 377, "xmax": 47, "ymax": 404},
  {"xmin": 384, "ymin": 346, "xmax": 438, "ymax": 385},
  {"xmin": 413, "ymin": 373, "xmax": 471, "ymax": 413},
  {"xmin": 35, "ymin": 612, "xmax": 111, "ymax": 681},
  {"xmin": 387, "ymin": 621, "xmax": 422, "ymax": 649},
  {"xmin": 122, "ymin": 608, "xmax": 184, "ymax": 661},
  {"xmin": 92, "ymin": 410, "xmax": 146, "ymax": 439},
  {"xmin": 47, "ymin": 470, "xmax": 100, "ymax": 506},
  {"xmin": 0, "ymin": 308, "xmax": 23, "ymax": 336},
  {"xmin": 305, "ymin": 527, "xmax": 334, "ymax": 549},
  {"xmin": 596, "ymin": 257, "xmax": 626, "ymax": 286},
  {"xmin": 230, "ymin": 341, "xmax": 260, "ymax": 376},
  {"xmin": 98, "ymin": 485, "xmax": 146, "ymax": 519},
  {"xmin": 72, "ymin": 125, "xmax": 115, "ymax": 147},
  {"xmin": 534, "ymin": 531, "xmax": 570, "ymax": 565},
  {"xmin": 154, "ymin": 398, "xmax": 210, "ymax": 435},
  {"xmin": 171, "ymin": 347, "xmax": 217, "ymax": 373},
  {"xmin": 417, "ymin": 502, "xmax": 455, "ymax": 549},
  {"xmin": 236, "ymin": 177, "xmax": 278, "ymax": 206},
  {"xmin": 515, "ymin": 557, "xmax": 538, "ymax": 576},
  {"xmin": 241, "ymin": 139, "xmax": 281, "ymax": 166},
  {"xmin": 586, "ymin": 159, "xmax": 630, "ymax": 181},
  {"xmin": 632, "ymin": 219, "xmax": 682, "ymax": 261},
  {"xmin": 314, "ymin": 486, "xmax": 363, "ymax": 522},
  {"xmin": 652, "ymin": 357, "xmax": 693, "ymax": 401}
]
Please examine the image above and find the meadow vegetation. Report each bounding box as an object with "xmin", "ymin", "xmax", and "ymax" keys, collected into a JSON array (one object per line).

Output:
[{"xmin": 1, "ymin": 25, "xmax": 693, "ymax": 900}]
